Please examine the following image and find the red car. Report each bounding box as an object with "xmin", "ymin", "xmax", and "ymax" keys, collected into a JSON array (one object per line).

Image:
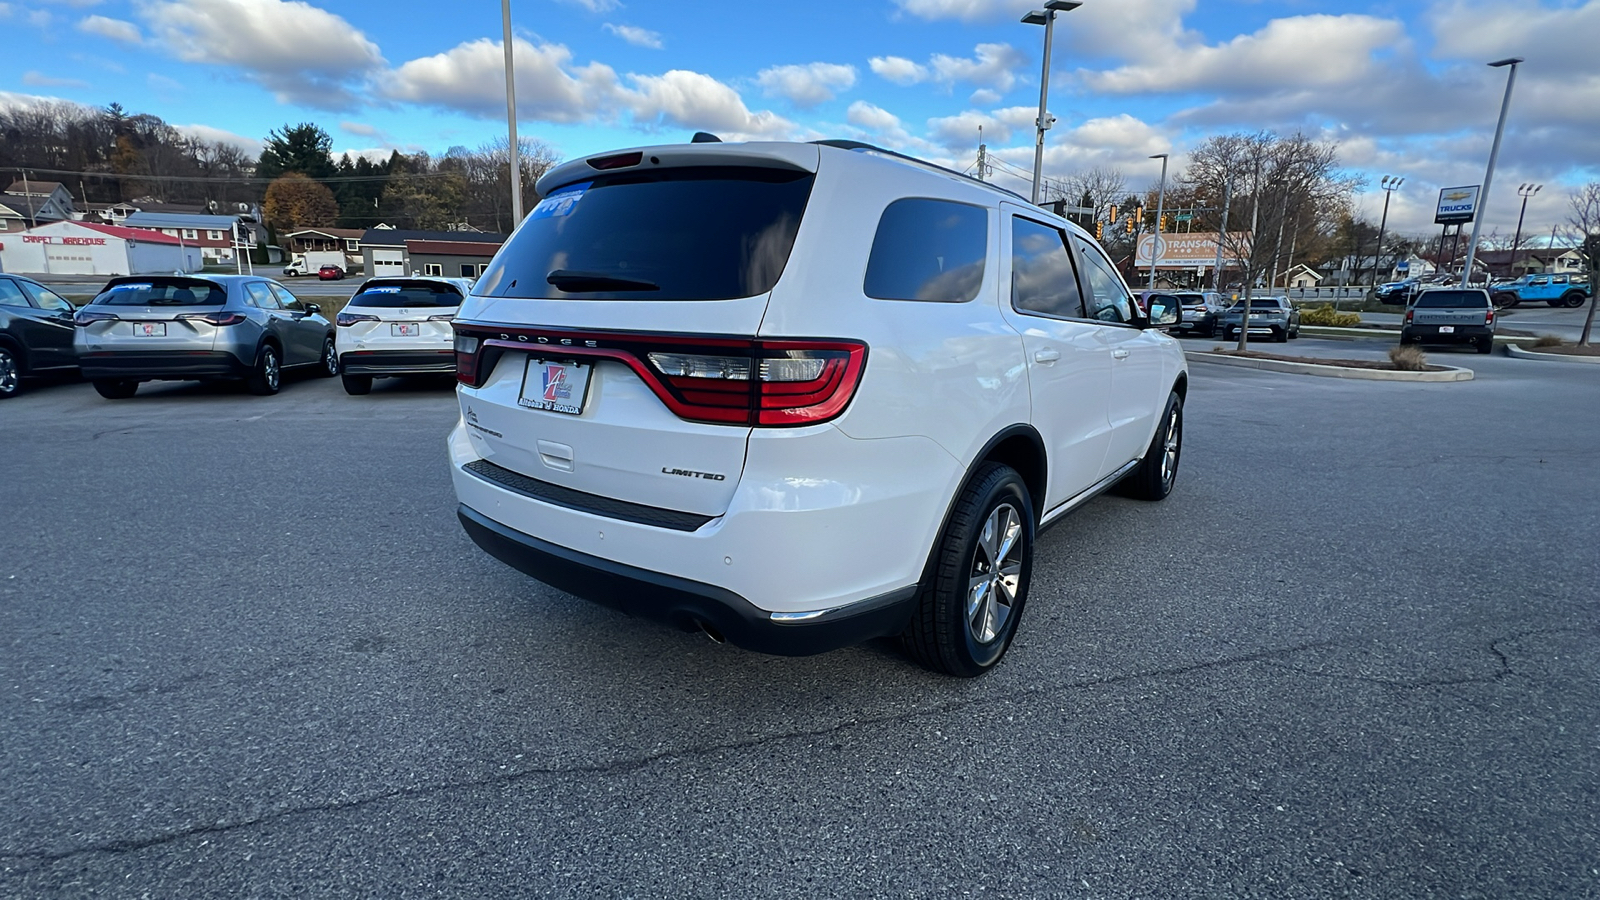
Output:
[{"xmin": 318, "ymin": 265, "xmax": 345, "ymax": 281}]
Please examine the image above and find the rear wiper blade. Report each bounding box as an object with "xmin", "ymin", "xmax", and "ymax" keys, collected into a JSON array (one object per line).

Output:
[{"xmin": 546, "ymin": 269, "xmax": 659, "ymax": 292}]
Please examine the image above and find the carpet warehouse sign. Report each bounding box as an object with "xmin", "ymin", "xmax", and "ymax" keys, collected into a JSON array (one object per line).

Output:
[
  {"xmin": 23, "ymin": 235, "xmax": 108, "ymax": 246},
  {"xmin": 1435, "ymin": 185, "xmax": 1480, "ymax": 225}
]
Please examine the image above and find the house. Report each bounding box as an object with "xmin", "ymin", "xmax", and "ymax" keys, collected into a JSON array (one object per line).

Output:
[
  {"xmin": 3, "ymin": 181, "xmax": 76, "ymax": 225},
  {"xmin": 0, "ymin": 220, "xmax": 203, "ymax": 275},
  {"xmin": 283, "ymin": 227, "xmax": 365, "ymax": 261},
  {"xmin": 119, "ymin": 212, "xmax": 252, "ymax": 264},
  {"xmin": 1283, "ymin": 264, "xmax": 1322, "ymax": 289},
  {"xmin": 359, "ymin": 229, "xmax": 508, "ymax": 279}
]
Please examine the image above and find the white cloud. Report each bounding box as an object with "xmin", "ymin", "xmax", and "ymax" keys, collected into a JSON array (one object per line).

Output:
[
  {"xmin": 0, "ymin": 3, "xmax": 12, "ymax": 18},
  {"xmin": 1085, "ymin": 15, "xmax": 1405, "ymax": 94},
  {"xmin": 339, "ymin": 120, "xmax": 382, "ymax": 138},
  {"xmin": 22, "ymin": 71, "xmax": 90, "ymax": 88},
  {"xmin": 891, "ymin": 0, "xmax": 1029, "ymax": 23},
  {"xmin": 26, "ymin": 8, "xmax": 53, "ymax": 26},
  {"xmin": 870, "ymin": 44, "xmax": 1023, "ymax": 93},
  {"xmin": 332, "ymin": 147, "xmax": 395, "ymax": 164},
  {"xmin": 844, "ymin": 101, "xmax": 939, "ymax": 154},
  {"xmin": 868, "ymin": 56, "xmax": 928, "ymax": 85},
  {"xmin": 77, "ymin": 14, "xmax": 141, "ymax": 43},
  {"xmin": 626, "ymin": 70, "xmax": 795, "ymax": 140},
  {"xmin": 135, "ymin": 0, "xmax": 384, "ymax": 109},
  {"xmin": 969, "ymin": 88, "xmax": 1001, "ymax": 106},
  {"xmin": 558, "ymin": 0, "xmax": 618, "ymax": 10},
  {"xmin": 603, "ymin": 23, "xmax": 662, "ymax": 49},
  {"xmin": 0, "ymin": 90, "xmax": 62, "ymax": 110},
  {"xmin": 756, "ymin": 62, "xmax": 856, "ymax": 108},
  {"xmin": 1427, "ymin": 0, "xmax": 1600, "ymax": 73},
  {"xmin": 172, "ymin": 123, "xmax": 264, "ymax": 155},
  {"xmin": 147, "ymin": 72, "xmax": 183, "ymax": 93},
  {"xmin": 43, "ymin": 0, "xmax": 104, "ymax": 8}
]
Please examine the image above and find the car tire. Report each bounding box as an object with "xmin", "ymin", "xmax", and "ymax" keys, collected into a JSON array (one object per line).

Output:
[
  {"xmin": 1477, "ymin": 335, "xmax": 1494, "ymax": 354},
  {"xmin": 1121, "ymin": 391, "xmax": 1182, "ymax": 502},
  {"xmin": 246, "ymin": 344, "xmax": 281, "ymax": 396},
  {"xmin": 0, "ymin": 345, "xmax": 21, "ymax": 399},
  {"xmin": 1274, "ymin": 326, "xmax": 1289, "ymax": 343},
  {"xmin": 341, "ymin": 372, "xmax": 373, "ymax": 395},
  {"xmin": 318, "ymin": 336, "xmax": 339, "ymax": 377},
  {"xmin": 902, "ymin": 461, "xmax": 1034, "ymax": 678},
  {"xmin": 1562, "ymin": 291, "xmax": 1587, "ymax": 308},
  {"xmin": 1492, "ymin": 292, "xmax": 1518, "ymax": 309},
  {"xmin": 92, "ymin": 378, "xmax": 138, "ymax": 399}
]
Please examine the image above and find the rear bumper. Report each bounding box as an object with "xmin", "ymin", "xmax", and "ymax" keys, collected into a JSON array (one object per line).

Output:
[
  {"xmin": 1174, "ymin": 312, "xmax": 1216, "ymax": 332},
  {"xmin": 340, "ymin": 349, "xmax": 455, "ymax": 375},
  {"xmin": 457, "ymin": 504, "xmax": 917, "ymax": 656},
  {"xmin": 78, "ymin": 350, "xmax": 249, "ymax": 379},
  {"xmin": 1402, "ymin": 325, "xmax": 1493, "ymax": 344}
]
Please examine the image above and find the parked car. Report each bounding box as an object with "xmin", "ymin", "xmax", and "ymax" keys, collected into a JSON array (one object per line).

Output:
[
  {"xmin": 318, "ymin": 265, "xmax": 346, "ymax": 281},
  {"xmin": 1219, "ymin": 295, "xmax": 1301, "ymax": 342},
  {"xmin": 1171, "ymin": 290, "xmax": 1227, "ymax": 337},
  {"xmin": 447, "ymin": 138, "xmax": 1188, "ymax": 676},
  {"xmin": 74, "ymin": 275, "xmax": 338, "ymax": 398},
  {"xmin": 335, "ymin": 276, "xmax": 471, "ymax": 394},
  {"xmin": 0, "ymin": 274, "xmax": 78, "ymax": 399},
  {"xmin": 1489, "ymin": 273, "xmax": 1590, "ymax": 309},
  {"xmin": 1374, "ymin": 278, "xmax": 1422, "ymax": 305},
  {"xmin": 1401, "ymin": 288, "xmax": 1496, "ymax": 353}
]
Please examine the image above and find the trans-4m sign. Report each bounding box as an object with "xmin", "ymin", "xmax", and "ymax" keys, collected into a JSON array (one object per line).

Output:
[{"xmin": 1435, "ymin": 185, "xmax": 1480, "ymax": 225}]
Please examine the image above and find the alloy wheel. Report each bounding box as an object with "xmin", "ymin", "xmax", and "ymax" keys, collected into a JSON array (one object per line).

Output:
[
  {"xmin": 0, "ymin": 349, "xmax": 17, "ymax": 395},
  {"xmin": 1160, "ymin": 406, "xmax": 1181, "ymax": 488},
  {"xmin": 264, "ymin": 349, "xmax": 280, "ymax": 390},
  {"xmin": 966, "ymin": 502, "xmax": 1023, "ymax": 645}
]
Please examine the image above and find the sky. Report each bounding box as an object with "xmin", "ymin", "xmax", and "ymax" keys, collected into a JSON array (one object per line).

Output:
[{"xmin": 1, "ymin": 0, "xmax": 1597, "ymax": 238}]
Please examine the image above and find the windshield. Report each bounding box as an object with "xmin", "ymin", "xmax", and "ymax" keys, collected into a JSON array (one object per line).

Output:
[
  {"xmin": 1175, "ymin": 293, "xmax": 1207, "ymax": 304},
  {"xmin": 92, "ymin": 279, "xmax": 227, "ymax": 306},
  {"xmin": 1414, "ymin": 290, "xmax": 1489, "ymax": 308},
  {"xmin": 348, "ymin": 282, "xmax": 464, "ymax": 308},
  {"xmin": 1231, "ymin": 298, "xmax": 1284, "ymax": 309},
  {"xmin": 475, "ymin": 166, "xmax": 815, "ymax": 301}
]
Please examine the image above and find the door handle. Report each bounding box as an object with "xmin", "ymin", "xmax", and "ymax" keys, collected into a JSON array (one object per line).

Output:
[
  {"xmin": 1033, "ymin": 348, "xmax": 1060, "ymax": 364},
  {"xmin": 1111, "ymin": 348, "xmax": 1130, "ymax": 360}
]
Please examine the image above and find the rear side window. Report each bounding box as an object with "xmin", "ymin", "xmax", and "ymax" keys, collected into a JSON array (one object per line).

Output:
[
  {"xmin": 93, "ymin": 279, "xmax": 227, "ymax": 306},
  {"xmin": 476, "ymin": 166, "xmax": 815, "ymax": 301},
  {"xmin": 1414, "ymin": 290, "xmax": 1489, "ymax": 308},
  {"xmin": 865, "ymin": 198, "xmax": 987, "ymax": 303},
  {"xmin": 349, "ymin": 283, "xmax": 465, "ymax": 308},
  {"xmin": 1010, "ymin": 218, "xmax": 1083, "ymax": 318}
]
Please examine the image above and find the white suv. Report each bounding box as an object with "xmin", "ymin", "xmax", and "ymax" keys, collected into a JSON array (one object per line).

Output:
[
  {"xmin": 448, "ymin": 140, "xmax": 1187, "ymax": 676},
  {"xmin": 335, "ymin": 276, "xmax": 472, "ymax": 394}
]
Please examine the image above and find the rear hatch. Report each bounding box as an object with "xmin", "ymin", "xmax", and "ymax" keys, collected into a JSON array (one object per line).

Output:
[
  {"xmin": 1410, "ymin": 290, "xmax": 1493, "ymax": 326},
  {"xmin": 454, "ymin": 144, "xmax": 824, "ymax": 517},
  {"xmin": 76, "ymin": 277, "xmax": 231, "ymax": 351},
  {"xmin": 338, "ymin": 279, "xmax": 464, "ymax": 349}
]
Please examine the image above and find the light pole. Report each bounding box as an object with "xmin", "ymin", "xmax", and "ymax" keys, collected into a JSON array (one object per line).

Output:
[
  {"xmin": 1370, "ymin": 175, "xmax": 1402, "ymax": 285},
  {"xmin": 1510, "ymin": 183, "xmax": 1541, "ymax": 279},
  {"xmin": 1211, "ymin": 176, "xmax": 1231, "ymax": 291},
  {"xmin": 1021, "ymin": 0, "xmax": 1081, "ymax": 205},
  {"xmin": 501, "ymin": 0, "xmax": 523, "ymax": 225},
  {"xmin": 1460, "ymin": 57, "xmax": 1522, "ymax": 287},
  {"xmin": 1147, "ymin": 153, "xmax": 1167, "ymax": 289}
]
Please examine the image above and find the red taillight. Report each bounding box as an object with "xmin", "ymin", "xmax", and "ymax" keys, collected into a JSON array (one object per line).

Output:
[
  {"xmin": 176, "ymin": 311, "xmax": 246, "ymax": 326},
  {"xmin": 1485, "ymin": 308, "xmax": 1495, "ymax": 325},
  {"xmin": 452, "ymin": 325, "xmax": 867, "ymax": 427},
  {"xmin": 73, "ymin": 309, "xmax": 119, "ymax": 326},
  {"xmin": 337, "ymin": 312, "xmax": 379, "ymax": 327},
  {"xmin": 1404, "ymin": 309, "xmax": 1413, "ymax": 324}
]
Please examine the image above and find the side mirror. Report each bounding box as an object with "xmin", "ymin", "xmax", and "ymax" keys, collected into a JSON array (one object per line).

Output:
[
  {"xmin": 1145, "ymin": 297, "xmax": 1180, "ymax": 328},
  {"xmin": 305, "ymin": 303, "xmax": 322, "ymax": 316}
]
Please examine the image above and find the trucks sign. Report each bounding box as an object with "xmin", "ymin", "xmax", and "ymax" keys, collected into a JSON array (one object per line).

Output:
[{"xmin": 1435, "ymin": 186, "xmax": 1480, "ymax": 225}]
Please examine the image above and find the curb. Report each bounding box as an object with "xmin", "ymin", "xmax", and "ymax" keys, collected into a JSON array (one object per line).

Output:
[
  {"xmin": 1504, "ymin": 343, "xmax": 1600, "ymax": 365},
  {"xmin": 1186, "ymin": 351, "xmax": 1475, "ymax": 382}
]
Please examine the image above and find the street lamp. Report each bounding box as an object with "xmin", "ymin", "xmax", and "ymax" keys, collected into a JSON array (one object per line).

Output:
[
  {"xmin": 1460, "ymin": 57, "xmax": 1523, "ymax": 287},
  {"xmin": 501, "ymin": 0, "xmax": 523, "ymax": 224},
  {"xmin": 1510, "ymin": 183, "xmax": 1541, "ymax": 279},
  {"xmin": 1148, "ymin": 152, "xmax": 1167, "ymax": 289},
  {"xmin": 1370, "ymin": 175, "xmax": 1402, "ymax": 286},
  {"xmin": 1021, "ymin": 0, "xmax": 1081, "ymax": 205}
]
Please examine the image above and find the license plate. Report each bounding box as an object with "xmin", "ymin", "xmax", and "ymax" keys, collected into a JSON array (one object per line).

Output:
[
  {"xmin": 519, "ymin": 358, "xmax": 592, "ymax": 416},
  {"xmin": 1439, "ymin": 325, "xmax": 1455, "ymax": 333},
  {"xmin": 391, "ymin": 323, "xmax": 421, "ymax": 337},
  {"xmin": 134, "ymin": 322, "xmax": 166, "ymax": 337}
]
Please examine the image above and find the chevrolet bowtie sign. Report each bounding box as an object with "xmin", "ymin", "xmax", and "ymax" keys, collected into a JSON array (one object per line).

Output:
[{"xmin": 1435, "ymin": 185, "xmax": 1480, "ymax": 225}]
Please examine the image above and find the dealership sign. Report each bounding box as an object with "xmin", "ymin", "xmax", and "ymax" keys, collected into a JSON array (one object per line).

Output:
[
  {"xmin": 1435, "ymin": 186, "xmax": 1480, "ymax": 225},
  {"xmin": 1135, "ymin": 232, "xmax": 1250, "ymax": 268}
]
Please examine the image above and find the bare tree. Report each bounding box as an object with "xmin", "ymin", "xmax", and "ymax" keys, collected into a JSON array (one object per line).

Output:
[{"xmin": 1569, "ymin": 182, "xmax": 1600, "ymax": 346}]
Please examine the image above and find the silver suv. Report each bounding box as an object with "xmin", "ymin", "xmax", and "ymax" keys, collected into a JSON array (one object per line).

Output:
[{"xmin": 75, "ymin": 275, "xmax": 338, "ymax": 398}]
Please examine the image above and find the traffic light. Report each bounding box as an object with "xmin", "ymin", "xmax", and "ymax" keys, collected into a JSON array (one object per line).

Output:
[
  {"xmin": 1160, "ymin": 215, "xmax": 1168, "ymax": 231},
  {"xmin": 1095, "ymin": 223, "xmax": 1104, "ymax": 240},
  {"xmin": 1135, "ymin": 205, "xmax": 1145, "ymax": 223},
  {"xmin": 1125, "ymin": 217, "xmax": 1134, "ymax": 234},
  {"xmin": 1107, "ymin": 205, "xmax": 1117, "ymax": 224}
]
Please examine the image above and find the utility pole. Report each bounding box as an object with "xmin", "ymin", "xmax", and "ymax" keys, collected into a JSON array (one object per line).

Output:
[
  {"xmin": 501, "ymin": 0, "xmax": 523, "ymax": 224},
  {"xmin": 1212, "ymin": 177, "xmax": 1232, "ymax": 292},
  {"xmin": 1509, "ymin": 183, "xmax": 1541, "ymax": 279},
  {"xmin": 975, "ymin": 127, "xmax": 987, "ymax": 182},
  {"xmin": 21, "ymin": 170, "xmax": 37, "ymax": 228},
  {"xmin": 1461, "ymin": 58, "xmax": 1523, "ymax": 287},
  {"xmin": 1148, "ymin": 153, "xmax": 1168, "ymax": 290}
]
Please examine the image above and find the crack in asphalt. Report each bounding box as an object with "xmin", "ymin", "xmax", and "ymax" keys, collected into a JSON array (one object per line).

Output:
[
  {"xmin": 3, "ymin": 638, "xmax": 1339, "ymax": 866},
  {"xmin": 9, "ymin": 629, "xmax": 1586, "ymax": 868}
]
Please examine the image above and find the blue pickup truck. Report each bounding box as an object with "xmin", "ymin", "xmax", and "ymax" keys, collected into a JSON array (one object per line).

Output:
[{"xmin": 1489, "ymin": 273, "xmax": 1591, "ymax": 308}]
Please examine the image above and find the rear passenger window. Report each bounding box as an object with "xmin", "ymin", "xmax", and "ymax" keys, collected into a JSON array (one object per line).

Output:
[
  {"xmin": 1073, "ymin": 238, "xmax": 1139, "ymax": 324},
  {"xmin": 864, "ymin": 198, "xmax": 987, "ymax": 303},
  {"xmin": 1010, "ymin": 218, "xmax": 1083, "ymax": 319}
]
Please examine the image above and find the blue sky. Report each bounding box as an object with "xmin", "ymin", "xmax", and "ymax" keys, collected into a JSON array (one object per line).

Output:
[{"xmin": 3, "ymin": 0, "xmax": 1597, "ymax": 235}]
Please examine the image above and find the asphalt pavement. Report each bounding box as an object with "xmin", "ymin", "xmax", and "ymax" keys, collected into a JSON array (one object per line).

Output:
[{"xmin": 2, "ymin": 357, "xmax": 1597, "ymax": 898}]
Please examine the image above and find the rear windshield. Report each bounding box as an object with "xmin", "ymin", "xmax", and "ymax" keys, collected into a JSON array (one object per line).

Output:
[
  {"xmin": 348, "ymin": 282, "xmax": 464, "ymax": 308},
  {"xmin": 1233, "ymin": 298, "xmax": 1283, "ymax": 308},
  {"xmin": 1175, "ymin": 293, "xmax": 1206, "ymax": 303},
  {"xmin": 1414, "ymin": 290, "xmax": 1489, "ymax": 308},
  {"xmin": 92, "ymin": 279, "xmax": 227, "ymax": 306},
  {"xmin": 475, "ymin": 166, "xmax": 815, "ymax": 301}
]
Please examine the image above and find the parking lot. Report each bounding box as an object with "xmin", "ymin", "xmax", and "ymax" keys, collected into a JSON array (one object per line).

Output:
[{"xmin": 3, "ymin": 354, "xmax": 1598, "ymax": 897}]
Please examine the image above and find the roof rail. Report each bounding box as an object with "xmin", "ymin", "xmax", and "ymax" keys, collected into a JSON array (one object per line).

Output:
[{"xmin": 810, "ymin": 139, "xmax": 1031, "ymax": 205}]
